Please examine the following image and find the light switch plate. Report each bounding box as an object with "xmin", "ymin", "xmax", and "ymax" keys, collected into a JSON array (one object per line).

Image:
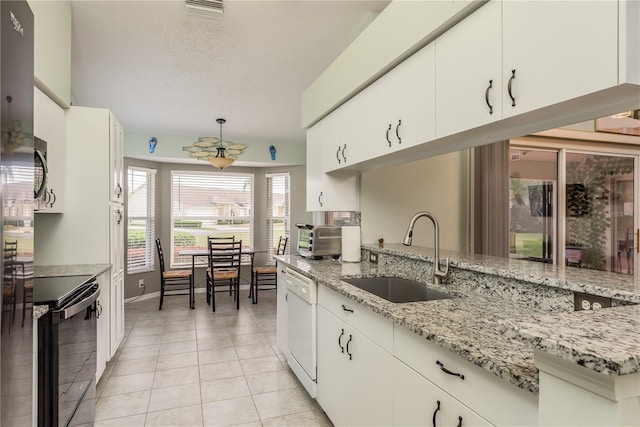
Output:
[{"xmin": 369, "ymin": 252, "xmax": 378, "ymax": 264}]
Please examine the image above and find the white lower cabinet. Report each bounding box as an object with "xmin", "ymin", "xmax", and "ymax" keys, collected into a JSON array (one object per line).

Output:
[
  {"xmin": 394, "ymin": 325, "xmax": 538, "ymax": 426},
  {"xmin": 394, "ymin": 358, "xmax": 492, "ymax": 427},
  {"xmin": 96, "ymin": 269, "xmax": 110, "ymax": 382},
  {"xmin": 275, "ymin": 262, "xmax": 288, "ymax": 353},
  {"xmin": 317, "ymin": 305, "xmax": 394, "ymax": 427}
]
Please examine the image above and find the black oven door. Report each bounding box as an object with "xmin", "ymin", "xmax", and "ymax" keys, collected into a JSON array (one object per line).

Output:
[{"xmin": 39, "ymin": 282, "xmax": 99, "ymax": 427}]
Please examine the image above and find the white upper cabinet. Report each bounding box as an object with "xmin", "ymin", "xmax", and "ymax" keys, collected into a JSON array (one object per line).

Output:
[
  {"xmin": 325, "ymin": 42, "xmax": 436, "ymax": 170},
  {"xmin": 391, "ymin": 42, "xmax": 436, "ymax": 150},
  {"xmin": 306, "ymin": 118, "xmax": 359, "ymax": 212},
  {"xmin": 109, "ymin": 114, "xmax": 124, "ymax": 203},
  {"xmin": 501, "ymin": 0, "xmax": 618, "ymax": 118},
  {"xmin": 33, "ymin": 86, "xmax": 65, "ymax": 213},
  {"xmin": 436, "ymin": 0, "xmax": 620, "ymax": 138},
  {"xmin": 435, "ymin": 1, "xmax": 502, "ymax": 138}
]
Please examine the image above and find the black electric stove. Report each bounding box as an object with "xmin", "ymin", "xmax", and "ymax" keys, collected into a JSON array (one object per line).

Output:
[
  {"xmin": 36, "ymin": 274, "xmax": 100, "ymax": 427},
  {"xmin": 34, "ymin": 275, "xmax": 95, "ymax": 308}
]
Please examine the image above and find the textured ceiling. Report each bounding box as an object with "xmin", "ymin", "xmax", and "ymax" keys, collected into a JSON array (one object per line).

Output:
[{"xmin": 70, "ymin": 0, "xmax": 390, "ymax": 150}]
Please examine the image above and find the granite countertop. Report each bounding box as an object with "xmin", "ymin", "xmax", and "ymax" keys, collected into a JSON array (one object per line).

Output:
[
  {"xmin": 499, "ymin": 305, "xmax": 640, "ymax": 376},
  {"xmin": 34, "ymin": 264, "xmax": 111, "ymax": 278},
  {"xmin": 276, "ymin": 255, "xmax": 542, "ymax": 394},
  {"xmin": 363, "ymin": 243, "xmax": 640, "ymax": 303}
]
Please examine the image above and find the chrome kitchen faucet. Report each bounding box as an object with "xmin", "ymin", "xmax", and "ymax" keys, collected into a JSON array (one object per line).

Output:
[{"xmin": 402, "ymin": 212, "xmax": 450, "ymax": 285}]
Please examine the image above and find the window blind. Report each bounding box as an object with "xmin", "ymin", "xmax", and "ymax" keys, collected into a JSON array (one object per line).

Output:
[
  {"xmin": 171, "ymin": 171, "xmax": 254, "ymax": 267},
  {"xmin": 127, "ymin": 167, "xmax": 156, "ymax": 272},
  {"xmin": 266, "ymin": 173, "xmax": 290, "ymax": 262}
]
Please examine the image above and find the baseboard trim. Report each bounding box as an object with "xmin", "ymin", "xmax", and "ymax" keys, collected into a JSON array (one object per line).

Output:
[{"xmin": 125, "ymin": 284, "xmax": 252, "ymax": 304}]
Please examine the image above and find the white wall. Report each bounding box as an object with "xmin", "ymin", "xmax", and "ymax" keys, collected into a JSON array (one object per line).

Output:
[
  {"xmin": 360, "ymin": 150, "xmax": 470, "ymax": 252},
  {"xmin": 28, "ymin": 0, "xmax": 72, "ymax": 106}
]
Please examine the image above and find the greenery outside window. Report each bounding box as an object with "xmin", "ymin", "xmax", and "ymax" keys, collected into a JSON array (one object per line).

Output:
[
  {"xmin": 171, "ymin": 171, "xmax": 254, "ymax": 267},
  {"xmin": 127, "ymin": 167, "xmax": 156, "ymax": 273}
]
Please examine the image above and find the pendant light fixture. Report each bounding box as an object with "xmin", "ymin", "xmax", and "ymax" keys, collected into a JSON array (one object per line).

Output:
[
  {"xmin": 208, "ymin": 118, "xmax": 234, "ymax": 169},
  {"xmin": 182, "ymin": 118, "xmax": 247, "ymax": 169}
]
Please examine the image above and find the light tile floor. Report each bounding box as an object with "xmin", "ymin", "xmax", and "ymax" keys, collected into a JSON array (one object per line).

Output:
[{"xmin": 95, "ymin": 288, "xmax": 332, "ymax": 427}]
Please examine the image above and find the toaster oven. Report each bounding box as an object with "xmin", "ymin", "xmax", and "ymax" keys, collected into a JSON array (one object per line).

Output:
[{"xmin": 296, "ymin": 224, "xmax": 342, "ymax": 259}]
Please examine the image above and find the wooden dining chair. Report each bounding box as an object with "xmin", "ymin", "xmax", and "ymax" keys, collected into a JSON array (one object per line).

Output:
[
  {"xmin": 250, "ymin": 236, "xmax": 288, "ymax": 304},
  {"xmin": 206, "ymin": 236, "xmax": 235, "ymax": 302},
  {"xmin": 155, "ymin": 238, "xmax": 193, "ymax": 310},
  {"xmin": 2, "ymin": 242, "xmax": 18, "ymax": 333},
  {"xmin": 20, "ymin": 261, "xmax": 34, "ymax": 327},
  {"xmin": 207, "ymin": 240, "xmax": 242, "ymax": 312}
]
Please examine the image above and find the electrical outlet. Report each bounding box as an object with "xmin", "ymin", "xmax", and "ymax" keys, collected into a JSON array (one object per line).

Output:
[
  {"xmin": 138, "ymin": 279, "xmax": 145, "ymax": 288},
  {"xmin": 369, "ymin": 252, "xmax": 378, "ymax": 264}
]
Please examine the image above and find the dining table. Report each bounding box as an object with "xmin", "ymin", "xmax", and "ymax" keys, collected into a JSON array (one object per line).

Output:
[{"xmin": 178, "ymin": 248, "xmax": 266, "ymax": 308}]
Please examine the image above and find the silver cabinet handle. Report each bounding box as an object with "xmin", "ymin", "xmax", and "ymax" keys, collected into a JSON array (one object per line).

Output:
[
  {"xmin": 116, "ymin": 209, "xmax": 123, "ymax": 225},
  {"xmin": 336, "ymin": 146, "xmax": 342, "ymax": 164},
  {"xmin": 338, "ymin": 328, "xmax": 345, "ymax": 353},
  {"xmin": 395, "ymin": 120, "xmax": 402, "ymax": 144},
  {"xmin": 341, "ymin": 144, "xmax": 347, "ymax": 162},
  {"xmin": 318, "ymin": 191, "xmax": 323, "ymax": 207}
]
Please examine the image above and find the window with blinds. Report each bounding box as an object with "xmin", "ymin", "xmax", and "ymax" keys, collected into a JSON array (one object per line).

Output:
[
  {"xmin": 266, "ymin": 173, "xmax": 290, "ymax": 262},
  {"xmin": 127, "ymin": 167, "xmax": 156, "ymax": 273},
  {"xmin": 171, "ymin": 171, "xmax": 254, "ymax": 267}
]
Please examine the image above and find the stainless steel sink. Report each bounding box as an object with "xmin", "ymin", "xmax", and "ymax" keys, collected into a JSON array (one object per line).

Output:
[{"xmin": 342, "ymin": 277, "xmax": 455, "ymax": 303}]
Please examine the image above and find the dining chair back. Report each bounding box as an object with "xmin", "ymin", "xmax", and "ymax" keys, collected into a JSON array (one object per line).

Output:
[
  {"xmin": 207, "ymin": 240, "xmax": 242, "ymax": 312},
  {"xmin": 2, "ymin": 241, "xmax": 18, "ymax": 333},
  {"xmin": 250, "ymin": 236, "xmax": 288, "ymax": 304},
  {"xmin": 155, "ymin": 238, "xmax": 193, "ymax": 310}
]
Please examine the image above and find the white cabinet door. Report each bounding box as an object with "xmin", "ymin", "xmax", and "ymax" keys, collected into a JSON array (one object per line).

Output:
[
  {"xmin": 109, "ymin": 114, "xmax": 124, "ymax": 203},
  {"xmin": 306, "ymin": 117, "xmax": 359, "ymax": 212},
  {"xmin": 394, "ymin": 359, "xmax": 493, "ymax": 427},
  {"xmin": 435, "ymin": 1, "xmax": 502, "ymax": 138},
  {"xmin": 33, "ymin": 86, "xmax": 65, "ymax": 213},
  {"xmin": 394, "ymin": 358, "xmax": 449, "ymax": 426},
  {"xmin": 275, "ymin": 262, "xmax": 288, "ymax": 353},
  {"xmin": 317, "ymin": 306, "xmax": 348, "ymax": 427},
  {"xmin": 109, "ymin": 204, "xmax": 124, "ymax": 356},
  {"xmin": 96, "ymin": 269, "xmax": 110, "ymax": 382},
  {"xmin": 392, "ymin": 42, "xmax": 436, "ymax": 150},
  {"xmin": 358, "ymin": 71, "xmax": 397, "ymax": 162},
  {"xmin": 345, "ymin": 327, "xmax": 394, "ymax": 427},
  {"xmin": 306, "ymin": 122, "xmax": 325, "ymax": 211},
  {"xmin": 502, "ymin": 0, "xmax": 618, "ymax": 119}
]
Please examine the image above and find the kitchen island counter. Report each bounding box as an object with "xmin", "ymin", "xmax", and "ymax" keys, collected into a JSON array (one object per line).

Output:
[{"xmin": 276, "ymin": 255, "xmax": 542, "ymax": 394}]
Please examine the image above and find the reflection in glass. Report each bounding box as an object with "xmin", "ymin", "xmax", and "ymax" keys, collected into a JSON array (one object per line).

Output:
[
  {"xmin": 509, "ymin": 149, "xmax": 558, "ymax": 263},
  {"xmin": 565, "ymin": 153, "xmax": 634, "ymax": 273}
]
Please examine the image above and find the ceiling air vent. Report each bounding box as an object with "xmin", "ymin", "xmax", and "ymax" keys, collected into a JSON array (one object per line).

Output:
[{"xmin": 185, "ymin": 0, "xmax": 224, "ymax": 19}]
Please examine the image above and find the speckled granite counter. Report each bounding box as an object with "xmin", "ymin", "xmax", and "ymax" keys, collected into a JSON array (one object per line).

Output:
[
  {"xmin": 34, "ymin": 305, "xmax": 48, "ymax": 320},
  {"xmin": 35, "ymin": 264, "xmax": 111, "ymax": 278},
  {"xmin": 276, "ymin": 255, "xmax": 542, "ymax": 394},
  {"xmin": 363, "ymin": 243, "xmax": 640, "ymax": 303},
  {"xmin": 499, "ymin": 305, "xmax": 640, "ymax": 376}
]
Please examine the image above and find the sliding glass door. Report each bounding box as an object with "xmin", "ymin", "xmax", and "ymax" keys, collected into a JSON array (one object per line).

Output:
[
  {"xmin": 565, "ymin": 152, "xmax": 635, "ymax": 273},
  {"xmin": 509, "ymin": 149, "xmax": 558, "ymax": 263},
  {"xmin": 509, "ymin": 145, "xmax": 638, "ymax": 275}
]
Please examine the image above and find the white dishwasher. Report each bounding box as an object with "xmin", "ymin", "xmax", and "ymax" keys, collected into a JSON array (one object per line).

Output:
[{"xmin": 285, "ymin": 267, "xmax": 317, "ymax": 397}]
